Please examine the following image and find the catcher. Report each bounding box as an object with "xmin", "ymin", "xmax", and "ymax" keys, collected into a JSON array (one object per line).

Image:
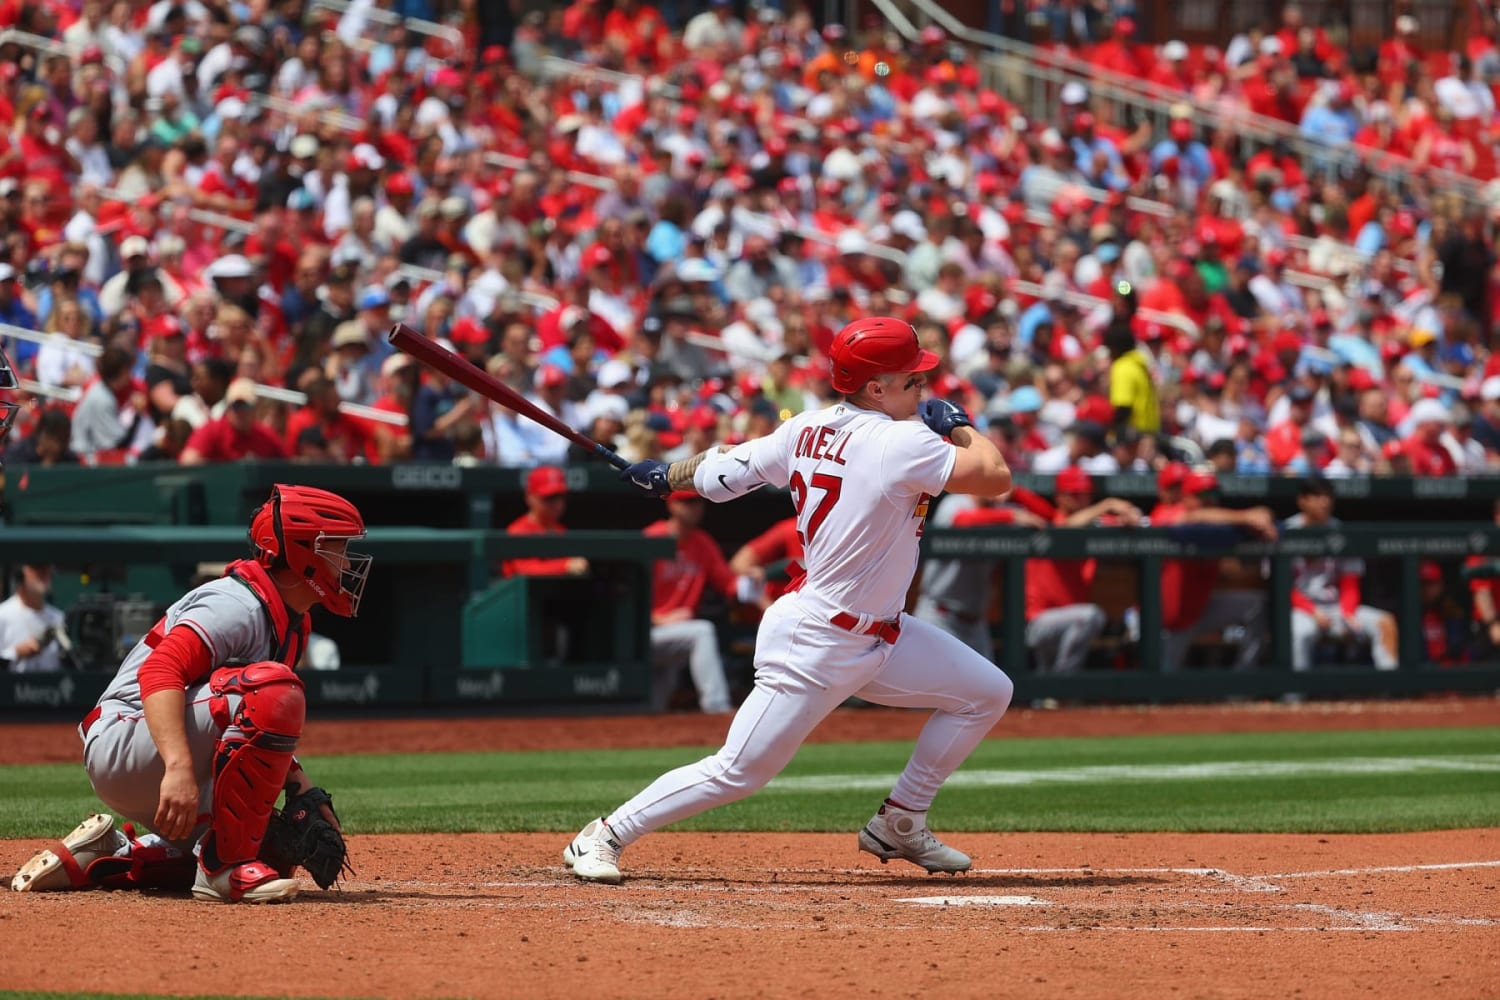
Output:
[{"xmin": 10, "ymin": 484, "xmax": 364, "ymax": 902}]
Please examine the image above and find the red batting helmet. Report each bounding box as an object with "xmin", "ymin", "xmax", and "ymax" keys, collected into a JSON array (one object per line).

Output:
[
  {"xmin": 248, "ymin": 484, "xmax": 371, "ymax": 617},
  {"xmin": 828, "ymin": 317, "xmax": 940, "ymax": 394}
]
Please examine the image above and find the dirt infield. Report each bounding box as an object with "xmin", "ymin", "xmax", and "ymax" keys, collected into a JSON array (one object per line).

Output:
[{"xmin": 2, "ymin": 697, "xmax": 1498, "ymax": 999}]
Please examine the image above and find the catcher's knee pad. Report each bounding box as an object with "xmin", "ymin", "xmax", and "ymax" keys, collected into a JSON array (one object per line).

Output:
[{"xmin": 206, "ymin": 662, "xmax": 306, "ymax": 867}]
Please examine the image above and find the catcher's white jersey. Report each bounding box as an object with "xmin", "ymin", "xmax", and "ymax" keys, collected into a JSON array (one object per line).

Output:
[{"xmin": 698, "ymin": 404, "xmax": 955, "ymax": 619}]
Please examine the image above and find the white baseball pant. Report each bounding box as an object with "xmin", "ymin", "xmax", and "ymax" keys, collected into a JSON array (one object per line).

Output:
[
  {"xmin": 605, "ymin": 592, "xmax": 1014, "ymax": 846},
  {"xmin": 1291, "ymin": 605, "xmax": 1397, "ymax": 670}
]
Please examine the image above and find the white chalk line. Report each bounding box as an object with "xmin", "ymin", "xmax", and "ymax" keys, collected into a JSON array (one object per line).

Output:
[
  {"xmin": 342, "ymin": 860, "xmax": 1500, "ymax": 932},
  {"xmin": 1260, "ymin": 859, "xmax": 1500, "ymax": 879},
  {"xmin": 768, "ymin": 754, "xmax": 1500, "ymax": 792}
]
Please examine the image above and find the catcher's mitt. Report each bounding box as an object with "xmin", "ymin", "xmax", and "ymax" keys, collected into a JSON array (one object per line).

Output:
[{"xmin": 259, "ymin": 786, "xmax": 353, "ymax": 890}]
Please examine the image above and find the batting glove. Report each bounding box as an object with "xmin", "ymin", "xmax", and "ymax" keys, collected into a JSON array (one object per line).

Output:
[
  {"xmin": 919, "ymin": 398, "xmax": 973, "ymax": 437},
  {"xmin": 620, "ymin": 459, "xmax": 672, "ymax": 498}
]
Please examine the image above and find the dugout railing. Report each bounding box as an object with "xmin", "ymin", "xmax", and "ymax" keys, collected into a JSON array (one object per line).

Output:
[
  {"xmin": 0, "ymin": 525, "xmax": 672, "ymax": 713},
  {"xmin": 922, "ymin": 523, "xmax": 1500, "ymax": 702}
]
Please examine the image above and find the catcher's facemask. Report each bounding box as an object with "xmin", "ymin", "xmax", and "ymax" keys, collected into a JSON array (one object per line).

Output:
[{"xmin": 0, "ymin": 343, "xmax": 19, "ymax": 457}]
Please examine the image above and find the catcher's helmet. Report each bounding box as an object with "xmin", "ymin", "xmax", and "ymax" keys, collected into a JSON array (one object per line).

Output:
[
  {"xmin": 828, "ymin": 317, "xmax": 940, "ymax": 394},
  {"xmin": 248, "ymin": 484, "xmax": 371, "ymax": 617},
  {"xmin": 0, "ymin": 342, "xmax": 18, "ymax": 457}
]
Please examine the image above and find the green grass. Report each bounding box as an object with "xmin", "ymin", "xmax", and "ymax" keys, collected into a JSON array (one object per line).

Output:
[{"xmin": 3, "ymin": 727, "xmax": 1497, "ymax": 839}]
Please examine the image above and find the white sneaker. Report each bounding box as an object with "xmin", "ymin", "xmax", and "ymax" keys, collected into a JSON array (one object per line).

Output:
[
  {"xmin": 563, "ymin": 817, "xmax": 624, "ymax": 885},
  {"xmin": 192, "ymin": 859, "xmax": 300, "ymax": 903},
  {"xmin": 858, "ymin": 803, "xmax": 971, "ymax": 874},
  {"xmin": 10, "ymin": 813, "xmax": 127, "ymax": 891}
]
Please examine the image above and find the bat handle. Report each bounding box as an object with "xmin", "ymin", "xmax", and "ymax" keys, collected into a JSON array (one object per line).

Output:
[{"xmin": 596, "ymin": 442, "xmax": 632, "ymax": 472}]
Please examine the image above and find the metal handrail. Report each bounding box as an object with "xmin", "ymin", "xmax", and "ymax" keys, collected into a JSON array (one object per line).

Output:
[
  {"xmin": 867, "ymin": 0, "xmax": 1485, "ymax": 210},
  {"xmin": 0, "ymin": 323, "xmax": 406, "ymax": 425},
  {"xmin": 255, "ymin": 92, "xmax": 364, "ymax": 132},
  {"xmin": 1008, "ymin": 280, "xmax": 1201, "ymax": 339},
  {"xmin": 18, "ymin": 378, "xmax": 81, "ymax": 402},
  {"xmin": 0, "ymin": 29, "xmax": 129, "ymax": 78},
  {"xmin": 98, "ymin": 188, "xmax": 255, "ymax": 235},
  {"xmin": 306, "ymin": 0, "xmax": 466, "ymax": 57},
  {"xmin": 482, "ymin": 152, "xmax": 614, "ymax": 191},
  {"xmin": 538, "ymin": 55, "xmax": 681, "ymax": 99},
  {"xmin": 1, "ymin": 323, "xmax": 103, "ymax": 357},
  {"xmin": 251, "ymin": 383, "xmax": 407, "ymax": 426}
]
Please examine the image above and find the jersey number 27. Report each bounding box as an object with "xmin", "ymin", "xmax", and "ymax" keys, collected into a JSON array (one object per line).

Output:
[{"xmin": 789, "ymin": 471, "xmax": 842, "ymax": 549}]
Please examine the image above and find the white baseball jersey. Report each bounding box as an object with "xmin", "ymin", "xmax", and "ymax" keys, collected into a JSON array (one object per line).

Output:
[
  {"xmin": 697, "ymin": 404, "xmax": 955, "ymax": 619},
  {"xmin": 0, "ymin": 594, "xmax": 67, "ymax": 673},
  {"xmin": 1283, "ymin": 513, "xmax": 1362, "ymax": 606}
]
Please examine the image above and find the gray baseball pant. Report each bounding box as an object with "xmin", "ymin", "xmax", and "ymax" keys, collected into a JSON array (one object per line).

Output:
[
  {"xmin": 651, "ymin": 619, "xmax": 732, "ymax": 713},
  {"xmin": 1026, "ymin": 604, "xmax": 1107, "ymax": 674},
  {"xmin": 913, "ymin": 596, "xmax": 994, "ymax": 661},
  {"xmin": 1161, "ymin": 591, "xmax": 1266, "ymax": 672}
]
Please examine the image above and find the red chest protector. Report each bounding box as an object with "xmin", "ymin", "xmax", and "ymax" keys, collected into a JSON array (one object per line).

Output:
[{"xmin": 222, "ymin": 558, "xmax": 311, "ymax": 671}]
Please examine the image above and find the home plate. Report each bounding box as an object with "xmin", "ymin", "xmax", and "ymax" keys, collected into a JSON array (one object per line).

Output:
[{"xmin": 897, "ymin": 895, "xmax": 1048, "ymax": 907}]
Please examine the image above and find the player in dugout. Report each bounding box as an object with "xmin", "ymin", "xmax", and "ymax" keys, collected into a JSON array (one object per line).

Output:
[
  {"xmin": 501, "ymin": 465, "xmax": 589, "ymax": 578},
  {"xmin": 1151, "ymin": 471, "xmax": 1279, "ymax": 671}
]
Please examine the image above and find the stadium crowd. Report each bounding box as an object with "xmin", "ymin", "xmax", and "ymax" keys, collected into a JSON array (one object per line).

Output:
[{"xmin": 0, "ymin": 0, "xmax": 1497, "ymax": 484}]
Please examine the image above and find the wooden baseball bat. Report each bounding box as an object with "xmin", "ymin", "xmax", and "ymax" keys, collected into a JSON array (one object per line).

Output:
[{"xmin": 386, "ymin": 323, "xmax": 632, "ymax": 472}]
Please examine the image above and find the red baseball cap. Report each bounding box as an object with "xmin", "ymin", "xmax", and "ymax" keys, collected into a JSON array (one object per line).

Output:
[
  {"xmin": 448, "ymin": 317, "xmax": 489, "ymax": 345},
  {"xmin": 1055, "ymin": 466, "xmax": 1093, "ymax": 495},
  {"xmin": 1157, "ymin": 461, "xmax": 1189, "ymax": 491},
  {"xmin": 535, "ymin": 364, "xmax": 567, "ymax": 389},
  {"xmin": 666, "ymin": 490, "xmax": 702, "ymax": 502},
  {"xmin": 1419, "ymin": 560, "xmax": 1442, "ymax": 583},
  {"xmin": 526, "ymin": 466, "xmax": 568, "ymax": 497},
  {"xmin": 1075, "ymin": 396, "xmax": 1115, "ymax": 425},
  {"xmin": 1182, "ymin": 471, "xmax": 1220, "ymax": 496},
  {"xmin": 828, "ymin": 317, "xmax": 938, "ymax": 394}
]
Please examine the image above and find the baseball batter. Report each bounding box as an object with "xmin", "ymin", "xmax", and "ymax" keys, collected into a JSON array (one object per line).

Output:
[
  {"xmin": 11, "ymin": 484, "xmax": 366, "ymax": 902},
  {"xmin": 565, "ymin": 317, "xmax": 1015, "ymax": 883}
]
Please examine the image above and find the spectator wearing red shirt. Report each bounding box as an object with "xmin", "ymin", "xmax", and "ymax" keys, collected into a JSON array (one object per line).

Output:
[
  {"xmin": 729, "ymin": 515, "xmax": 804, "ymax": 612},
  {"xmin": 1266, "ymin": 383, "xmax": 1319, "ymax": 468},
  {"xmin": 644, "ymin": 492, "xmax": 737, "ymax": 713},
  {"xmin": 179, "ymin": 377, "xmax": 289, "ymax": 465},
  {"xmin": 1147, "ymin": 40, "xmax": 1195, "ymax": 91},
  {"xmin": 1151, "ymin": 472, "xmax": 1278, "ymax": 672},
  {"xmin": 1377, "ymin": 14, "xmax": 1425, "ymax": 86},
  {"xmin": 1402, "ymin": 399, "xmax": 1458, "ymax": 476},
  {"xmin": 1089, "ymin": 17, "xmax": 1148, "ymax": 77},
  {"xmin": 502, "ymin": 466, "xmax": 589, "ymax": 579},
  {"xmin": 1025, "ymin": 467, "xmax": 1143, "ymax": 675},
  {"xmin": 282, "ymin": 374, "xmax": 372, "ymax": 465}
]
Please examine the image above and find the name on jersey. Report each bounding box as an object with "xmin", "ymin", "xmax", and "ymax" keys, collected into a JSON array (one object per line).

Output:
[{"xmin": 793, "ymin": 425, "xmax": 852, "ymax": 465}]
